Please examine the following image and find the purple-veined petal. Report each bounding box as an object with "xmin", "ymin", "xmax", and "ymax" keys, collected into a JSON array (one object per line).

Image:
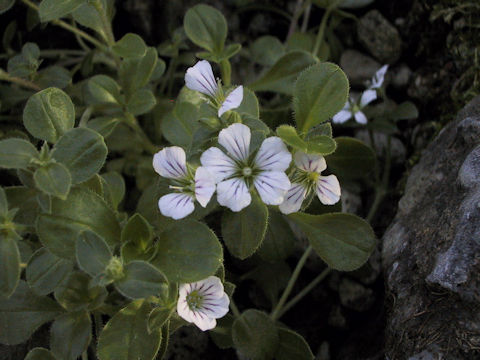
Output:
[
  {"xmin": 354, "ymin": 110, "xmax": 368, "ymax": 124},
  {"xmin": 218, "ymin": 123, "xmax": 251, "ymax": 162},
  {"xmin": 293, "ymin": 151, "xmax": 327, "ymax": 173},
  {"xmin": 254, "ymin": 171, "xmax": 291, "ymax": 205},
  {"xmin": 194, "ymin": 167, "xmax": 216, "ymax": 207},
  {"xmin": 153, "ymin": 146, "xmax": 188, "ymax": 179},
  {"xmin": 254, "ymin": 136, "xmax": 292, "ymax": 172},
  {"xmin": 200, "ymin": 147, "xmax": 236, "ymax": 183},
  {"xmin": 193, "ymin": 276, "xmax": 225, "ymax": 298},
  {"xmin": 218, "ymin": 86, "xmax": 244, "ymax": 117},
  {"xmin": 184, "ymin": 60, "xmax": 218, "ymax": 97},
  {"xmin": 158, "ymin": 193, "xmax": 195, "ymax": 220},
  {"xmin": 370, "ymin": 64, "xmax": 389, "ymax": 89},
  {"xmin": 192, "ymin": 315, "xmax": 217, "ymax": 331},
  {"xmin": 360, "ymin": 89, "xmax": 377, "ymax": 107},
  {"xmin": 216, "ymin": 177, "xmax": 251, "ymax": 212},
  {"xmin": 279, "ymin": 183, "xmax": 308, "ymax": 214},
  {"xmin": 199, "ymin": 293, "xmax": 230, "ymax": 319},
  {"xmin": 316, "ymin": 174, "xmax": 341, "ymax": 205},
  {"xmin": 332, "ymin": 109, "xmax": 352, "ymax": 124}
]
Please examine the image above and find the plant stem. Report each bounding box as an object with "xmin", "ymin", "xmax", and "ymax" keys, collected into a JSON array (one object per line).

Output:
[
  {"xmin": 124, "ymin": 113, "xmax": 159, "ymax": 155},
  {"xmin": 220, "ymin": 60, "xmax": 231, "ymax": 87},
  {"xmin": 286, "ymin": 0, "xmax": 304, "ymax": 41},
  {"xmin": 230, "ymin": 298, "xmax": 241, "ymax": 317},
  {"xmin": 276, "ymin": 267, "xmax": 332, "ymax": 319},
  {"xmin": 0, "ymin": 69, "xmax": 41, "ymax": 91},
  {"xmin": 20, "ymin": 0, "xmax": 107, "ymax": 52},
  {"xmin": 312, "ymin": 0, "xmax": 341, "ymax": 57},
  {"xmin": 271, "ymin": 245, "xmax": 313, "ymax": 320},
  {"xmin": 300, "ymin": 1, "xmax": 312, "ymax": 33},
  {"xmin": 82, "ymin": 352, "xmax": 88, "ymax": 360}
]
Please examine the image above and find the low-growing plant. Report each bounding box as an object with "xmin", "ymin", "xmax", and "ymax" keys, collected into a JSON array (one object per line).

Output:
[{"xmin": 0, "ymin": 1, "xmax": 417, "ymax": 359}]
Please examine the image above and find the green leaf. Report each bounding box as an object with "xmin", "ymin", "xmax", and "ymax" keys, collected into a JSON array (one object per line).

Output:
[
  {"xmin": 294, "ymin": 62, "xmax": 349, "ymax": 133},
  {"xmin": 72, "ymin": 1, "xmax": 108, "ymax": 39},
  {"xmin": 251, "ymin": 262, "xmax": 291, "ymax": 306},
  {"xmin": 0, "ymin": 138, "xmax": 38, "ymax": 169},
  {"xmin": 257, "ymin": 210, "xmax": 295, "ymax": 262},
  {"xmin": 121, "ymin": 213, "xmax": 152, "ymax": 244},
  {"xmin": 275, "ymin": 328, "xmax": 314, "ymax": 360},
  {"xmin": 0, "ymin": 187, "xmax": 7, "ymax": 215},
  {"xmin": 52, "ymin": 127, "xmax": 108, "ymax": 184},
  {"xmin": 325, "ymin": 137, "xmax": 375, "ymax": 180},
  {"xmin": 152, "ymin": 219, "xmax": 222, "ymax": 283},
  {"xmin": 0, "ymin": 281, "xmax": 63, "ymax": 345},
  {"xmin": 34, "ymin": 162, "xmax": 71, "ymax": 200},
  {"xmin": 286, "ymin": 32, "xmax": 315, "ymax": 53},
  {"xmin": 38, "ymin": 0, "xmax": 85, "ymax": 22},
  {"xmin": 26, "ymin": 247, "xmax": 73, "ymax": 295},
  {"xmin": 102, "ymin": 171, "xmax": 125, "ymax": 209},
  {"xmin": 251, "ymin": 36, "xmax": 285, "ymax": 66},
  {"xmin": 276, "ymin": 125, "xmax": 307, "ymax": 150},
  {"xmin": 7, "ymin": 42, "xmax": 40, "ymax": 77},
  {"xmin": 218, "ymin": 43, "xmax": 242, "ymax": 61},
  {"xmin": 184, "ymin": 4, "xmax": 227, "ymax": 54},
  {"xmin": 392, "ymin": 101, "xmax": 418, "ymax": 121},
  {"xmin": 221, "ymin": 194, "xmax": 268, "ymax": 260},
  {"xmin": 86, "ymin": 116, "xmax": 121, "ymax": 137},
  {"xmin": 54, "ymin": 272, "xmax": 107, "ymax": 311},
  {"xmin": 120, "ymin": 47, "xmax": 159, "ymax": 95},
  {"xmin": 0, "ymin": 233, "xmax": 20, "ymax": 298},
  {"xmin": 232, "ymin": 309, "xmax": 279, "ymax": 360},
  {"xmin": 127, "ymin": 89, "xmax": 156, "ymax": 116},
  {"xmin": 210, "ymin": 313, "xmax": 235, "ymax": 349},
  {"xmin": 305, "ymin": 135, "xmax": 336, "ymax": 155},
  {"xmin": 112, "ymin": 33, "xmax": 147, "ymax": 59},
  {"xmin": 114, "ymin": 261, "xmax": 169, "ymax": 300},
  {"xmin": 23, "ymin": 87, "xmax": 75, "ymax": 143},
  {"xmin": 37, "ymin": 187, "xmax": 121, "ymax": 259},
  {"xmin": 236, "ymin": 87, "xmax": 260, "ymax": 119},
  {"xmin": 288, "ymin": 212, "xmax": 376, "ymax": 271},
  {"xmin": 249, "ymin": 51, "xmax": 317, "ymax": 95},
  {"xmin": 0, "ymin": 0, "xmax": 15, "ymax": 14},
  {"xmin": 75, "ymin": 230, "xmax": 112, "ymax": 277},
  {"xmin": 161, "ymin": 102, "xmax": 199, "ymax": 148},
  {"xmin": 36, "ymin": 66, "xmax": 71, "ymax": 89},
  {"xmin": 148, "ymin": 307, "xmax": 174, "ymax": 334},
  {"xmin": 97, "ymin": 300, "xmax": 162, "ymax": 360},
  {"xmin": 25, "ymin": 348, "xmax": 57, "ymax": 360},
  {"xmin": 86, "ymin": 75, "xmax": 123, "ymax": 105},
  {"xmin": 50, "ymin": 311, "xmax": 91, "ymax": 360}
]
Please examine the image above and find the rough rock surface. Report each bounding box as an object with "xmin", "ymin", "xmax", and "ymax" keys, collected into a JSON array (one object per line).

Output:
[
  {"xmin": 382, "ymin": 96, "xmax": 480, "ymax": 359},
  {"xmin": 357, "ymin": 10, "xmax": 402, "ymax": 64},
  {"xmin": 340, "ymin": 50, "xmax": 381, "ymax": 87}
]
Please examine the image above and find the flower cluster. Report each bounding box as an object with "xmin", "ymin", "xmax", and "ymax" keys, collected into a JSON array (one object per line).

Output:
[{"xmin": 332, "ymin": 64, "xmax": 388, "ymax": 125}]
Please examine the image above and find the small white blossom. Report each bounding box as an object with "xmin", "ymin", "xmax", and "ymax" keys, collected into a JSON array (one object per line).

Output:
[
  {"xmin": 177, "ymin": 276, "xmax": 230, "ymax": 331},
  {"xmin": 184, "ymin": 60, "xmax": 243, "ymax": 117},
  {"xmin": 201, "ymin": 123, "xmax": 292, "ymax": 212},
  {"xmin": 279, "ymin": 151, "xmax": 341, "ymax": 214},
  {"xmin": 153, "ymin": 146, "xmax": 215, "ymax": 220},
  {"xmin": 369, "ymin": 64, "xmax": 389, "ymax": 89}
]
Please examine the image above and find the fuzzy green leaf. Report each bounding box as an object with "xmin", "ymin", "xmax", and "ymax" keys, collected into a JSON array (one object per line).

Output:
[
  {"xmin": 25, "ymin": 348, "xmax": 57, "ymax": 360},
  {"xmin": 114, "ymin": 261, "xmax": 168, "ymax": 300},
  {"xmin": 75, "ymin": 230, "xmax": 112, "ymax": 277},
  {"xmin": 275, "ymin": 328, "xmax": 314, "ymax": 360},
  {"xmin": 0, "ymin": 138, "xmax": 38, "ymax": 169},
  {"xmin": 34, "ymin": 162, "xmax": 71, "ymax": 200},
  {"xmin": 0, "ymin": 233, "xmax": 20, "ymax": 298},
  {"xmin": 112, "ymin": 33, "xmax": 147, "ymax": 59},
  {"xmin": 38, "ymin": 0, "xmax": 85, "ymax": 22},
  {"xmin": 126, "ymin": 89, "xmax": 156, "ymax": 116},
  {"xmin": 50, "ymin": 311, "xmax": 92, "ymax": 360},
  {"xmin": 0, "ymin": 0, "xmax": 15, "ymax": 14},
  {"xmin": 54, "ymin": 272, "xmax": 107, "ymax": 311}
]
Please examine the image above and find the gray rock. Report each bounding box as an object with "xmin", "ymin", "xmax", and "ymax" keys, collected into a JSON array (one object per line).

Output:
[
  {"xmin": 356, "ymin": 130, "xmax": 406, "ymax": 163},
  {"xmin": 340, "ymin": 50, "xmax": 381, "ymax": 87},
  {"xmin": 338, "ymin": 278, "xmax": 375, "ymax": 312},
  {"xmin": 391, "ymin": 64, "xmax": 412, "ymax": 89},
  {"xmin": 357, "ymin": 10, "xmax": 402, "ymax": 64},
  {"xmin": 382, "ymin": 96, "xmax": 480, "ymax": 359}
]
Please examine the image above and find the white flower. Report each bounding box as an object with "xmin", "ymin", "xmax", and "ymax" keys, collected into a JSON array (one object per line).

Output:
[
  {"xmin": 177, "ymin": 276, "xmax": 230, "ymax": 331},
  {"xmin": 200, "ymin": 123, "xmax": 292, "ymax": 212},
  {"xmin": 153, "ymin": 146, "xmax": 215, "ymax": 220},
  {"xmin": 279, "ymin": 151, "xmax": 341, "ymax": 214},
  {"xmin": 369, "ymin": 64, "xmax": 389, "ymax": 89},
  {"xmin": 332, "ymin": 89, "xmax": 377, "ymax": 125},
  {"xmin": 185, "ymin": 60, "xmax": 244, "ymax": 117}
]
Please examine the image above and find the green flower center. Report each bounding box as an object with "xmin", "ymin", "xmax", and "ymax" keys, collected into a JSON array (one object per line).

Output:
[
  {"xmin": 242, "ymin": 167, "xmax": 253, "ymax": 177},
  {"xmin": 186, "ymin": 290, "xmax": 204, "ymax": 311}
]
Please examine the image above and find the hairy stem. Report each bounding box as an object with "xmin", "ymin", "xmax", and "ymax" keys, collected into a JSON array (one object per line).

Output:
[{"xmin": 0, "ymin": 69, "xmax": 41, "ymax": 91}]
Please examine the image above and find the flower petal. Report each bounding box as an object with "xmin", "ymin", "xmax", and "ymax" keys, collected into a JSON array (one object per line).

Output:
[
  {"xmin": 194, "ymin": 167, "xmax": 216, "ymax": 207},
  {"xmin": 153, "ymin": 146, "xmax": 188, "ymax": 179},
  {"xmin": 354, "ymin": 110, "xmax": 368, "ymax": 124},
  {"xmin": 218, "ymin": 123, "xmax": 250, "ymax": 162},
  {"xmin": 316, "ymin": 174, "xmax": 341, "ymax": 205},
  {"xmin": 200, "ymin": 293, "xmax": 230, "ymax": 319},
  {"xmin": 360, "ymin": 89, "xmax": 377, "ymax": 107},
  {"xmin": 254, "ymin": 136, "xmax": 292, "ymax": 172},
  {"xmin": 293, "ymin": 151, "xmax": 326, "ymax": 173},
  {"xmin": 332, "ymin": 109, "xmax": 352, "ymax": 124},
  {"xmin": 193, "ymin": 276, "xmax": 225, "ymax": 298},
  {"xmin": 192, "ymin": 314, "xmax": 217, "ymax": 331},
  {"xmin": 370, "ymin": 64, "xmax": 389, "ymax": 89},
  {"xmin": 217, "ymin": 177, "xmax": 251, "ymax": 212},
  {"xmin": 218, "ymin": 86, "xmax": 244, "ymax": 117},
  {"xmin": 279, "ymin": 183, "xmax": 308, "ymax": 214},
  {"xmin": 184, "ymin": 60, "xmax": 218, "ymax": 97},
  {"xmin": 254, "ymin": 171, "xmax": 291, "ymax": 205},
  {"xmin": 158, "ymin": 193, "xmax": 195, "ymax": 220},
  {"xmin": 200, "ymin": 147, "xmax": 236, "ymax": 183}
]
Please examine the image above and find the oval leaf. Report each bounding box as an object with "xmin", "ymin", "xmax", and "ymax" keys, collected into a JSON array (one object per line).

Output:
[
  {"xmin": 0, "ymin": 233, "xmax": 20, "ymax": 298},
  {"xmin": 221, "ymin": 194, "xmax": 268, "ymax": 260},
  {"xmin": 34, "ymin": 162, "xmax": 71, "ymax": 200},
  {"xmin": 0, "ymin": 138, "xmax": 38, "ymax": 170},
  {"xmin": 288, "ymin": 212, "xmax": 376, "ymax": 271},
  {"xmin": 294, "ymin": 62, "xmax": 349, "ymax": 133},
  {"xmin": 52, "ymin": 127, "xmax": 108, "ymax": 184},
  {"xmin": 25, "ymin": 348, "xmax": 57, "ymax": 360},
  {"xmin": 152, "ymin": 219, "xmax": 222, "ymax": 283},
  {"xmin": 112, "ymin": 33, "xmax": 147, "ymax": 59},
  {"xmin": 54, "ymin": 271, "xmax": 107, "ymax": 311},
  {"xmin": 97, "ymin": 300, "xmax": 161, "ymax": 360},
  {"xmin": 114, "ymin": 261, "xmax": 168, "ymax": 300},
  {"xmin": 275, "ymin": 328, "xmax": 314, "ymax": 360},
  {"xmin": 38, "ymin": 0, "xmax": 85, "ymax": 22},
  {"xmin": 23, "ymin": 87, "xmax": 75, "ymax": 143},
  {"xmin": 75, "ymin": 230, "xmax": 112, "ymax": 277},
  {"xmin": 50, "ymin": 311, "xmax": 92, "ymax": 360},
  {"xmin": 0, "ymin": 0, "xmax": 15, "ymax": 14}
]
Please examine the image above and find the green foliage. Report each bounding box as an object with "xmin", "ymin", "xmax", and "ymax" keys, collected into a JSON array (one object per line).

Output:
[
  {"xmin": 0, "ymin": 138, "xmax": 38, "ymax": 170},
  {"xmin": 0, "ymin": 233, "xmax": 20, "ymax": 298},
  {"xmin": 38, "ymin": 0, "xmax": 85, "ymax": 22},
  {"xmin": 75, "ymin": 230, "xmax": 112, "ymax": 277},
  {"xmin": 112, "ymin": 33, "xmax": 147, "ymax": 59},
  {"xmin": 114, "ymin": 261, "xmax": 168, "ymax": 300},
  {"xmin": 50, "ymin": 311, "xmax": 91, "ymax": 360},
  {"xmin": 33, "ymin": 162, "xmax": 71, "ymax": 199},
  {"xmin": 0, "ymin": 0, "xmax": 15, "ymax": 14},
  {"xmin": 25, "ymin": 348, "xmax": 57, "ymax": 360},
  {"xmin": 275, "ymin": 328, "xmax": 314, "ymax": 360},
  {"xmin": 277, "ymin": 124, "xmax": 336, "ymax": 155}
]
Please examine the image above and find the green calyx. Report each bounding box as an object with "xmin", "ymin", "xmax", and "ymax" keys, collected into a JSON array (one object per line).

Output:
[
  {"xmin": 105, "ymin": 256, "xmax": 125, "ymax": 281},
  {"xmin": 186, "ymin": 290, "xmax": 204, "ymax": 311}
]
